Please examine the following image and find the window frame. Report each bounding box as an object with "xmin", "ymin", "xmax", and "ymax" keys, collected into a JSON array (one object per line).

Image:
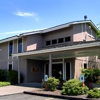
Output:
[
  {"xmin": 52, "ymin": 39, "xmax": 57, "ymax": 45},
  {"xmin": 9, "ymin": 41, "xmax": 13, "ymax": 56},
  {"xmin": 17, "ymin": 38, "xmax": 23, "ymax": 53},
  {"xmin": 46, "ymin": 40, "xmax": 51, "ymax": 46},
  {"xmin": 65, "ymin": 36, "xmax": 71, "ymax": 42},
  {"xmin": 58, "ymin": 38, "xmax": 64, "ymax": 43}
]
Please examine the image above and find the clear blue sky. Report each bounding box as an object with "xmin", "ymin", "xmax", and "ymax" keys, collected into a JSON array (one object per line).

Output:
[{"xmin": 0, "ymin": 0, "xmax": 100, "ymax": 39}]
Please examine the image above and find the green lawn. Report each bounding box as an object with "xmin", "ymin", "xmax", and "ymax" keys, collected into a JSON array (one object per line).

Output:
[{"xmin": 0, "ymin": 82, "xmax": 11, "ymax": 87}]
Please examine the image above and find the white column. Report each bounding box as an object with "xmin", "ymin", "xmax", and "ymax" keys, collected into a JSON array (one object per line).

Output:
[
  {"xmin": 49, "ymin": 54, "xmax": 52, "ymax": 77},
  {"xmin": 65, "ymin": 63, "xmax": 66, "ymax": 80},
  {"xmin": 18, "ymin": 57, "xmax": 20, "ymax": 84}
]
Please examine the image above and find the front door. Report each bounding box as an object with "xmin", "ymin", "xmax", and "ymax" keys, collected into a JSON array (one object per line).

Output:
[
  {"xmin": 44, "ymin": 63, "xmax": 63, "ymax": 80},
  {"xmin": 52, "ymin": 63, "xmax": 63, "ymax": 80}
]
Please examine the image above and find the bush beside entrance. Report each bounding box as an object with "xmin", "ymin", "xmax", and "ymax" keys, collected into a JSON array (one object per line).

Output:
[
  {"xmin": 61, "ymin": 79, "xmax": 89, "ymax": 95},
  {"xmin": 43, "ymin": 77, "xmax": 60, "ymax": 91},
  {"xmin": 0, "ymin": 69, "xmax": 19, "ymax": 85}
]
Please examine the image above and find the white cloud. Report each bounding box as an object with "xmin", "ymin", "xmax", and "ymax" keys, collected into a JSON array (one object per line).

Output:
[
  {"xmin": 15, "ymin": 12, "xmax": 36, "ymax": 17},
  {"xmin": 14, "ymin": 11, "xmax": 39, "ymax": 21}
]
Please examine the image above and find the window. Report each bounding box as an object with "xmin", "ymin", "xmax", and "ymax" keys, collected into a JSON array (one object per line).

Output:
[
  {"xmin": 9, "ymin": 64, "xmax": 12, "ymax": 71},
  {"xmin": 9, "ymin": 41, "xmax": 13, "ymax": 56},
  {"xmin": 98, "ymin": 55, "xmax": 100, "ymax": 59},
  {"xmin": 58, "ymin": 38, "xmax": 64, "ymax": 43},
  {"xmin": 65, "ymin": 36, "xmax": 71, "ymax": 42},
  {"xmin": 52, "ymin": 39, "xmax": 57, "ymax": 44},
  {"xmin": 84, "ymin": 63, "xmax": 87, "ymax": 69},
  {"xmin": 46, "ymin": 40, "xmax": 51, "ymax": 46},
  {"xmin": 18, "ymin": 38, "xmax": 22, "ymax": 53}
]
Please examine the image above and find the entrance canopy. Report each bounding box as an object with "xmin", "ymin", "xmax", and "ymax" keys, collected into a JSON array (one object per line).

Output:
[{"xmin": 13, "ymin": 40, "xmax": 100, "ymax": 59}]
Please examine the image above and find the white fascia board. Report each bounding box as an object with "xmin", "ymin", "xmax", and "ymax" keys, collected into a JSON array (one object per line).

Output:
[
  {"xmin": 0, "ymin": 36, "xmax": 18, "ymax": 43},
  {"xmin": 21, "ymin": 30, "xmax": 42, "ymax": 36},
  {"xmin": 12, "ymin": 42, "xmax": 100, "ymax": 57}
]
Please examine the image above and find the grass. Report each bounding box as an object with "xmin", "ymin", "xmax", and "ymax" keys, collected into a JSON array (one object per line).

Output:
[{"xmin": 0, "ymin": 82, "xmax": 11, "ymax": 87}]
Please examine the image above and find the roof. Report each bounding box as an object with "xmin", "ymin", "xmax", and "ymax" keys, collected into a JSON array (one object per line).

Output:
[
  {"xmin": 12, "ymin": 40, "xmax": 100, "ymax": 57},
  {"xmin": 0, "ymin": 20, "xmax": 99, "ymax": 43}
]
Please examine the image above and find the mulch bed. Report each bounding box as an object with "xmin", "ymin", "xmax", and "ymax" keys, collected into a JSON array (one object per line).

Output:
[
  {"xmin": 34, "ymin": 88, "xmax": 61, "ymax": 95},
  {"xmin": 27, "ymin": 88, "xmax": 89, "ymax": 99}
]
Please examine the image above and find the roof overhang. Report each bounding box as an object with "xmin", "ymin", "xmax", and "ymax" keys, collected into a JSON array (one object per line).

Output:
[
  {"xmin": 0, "ymin": 20, "xmax": 99, "ymax": 44},
  {"xmin": 12, "ymin": 41, "xmax": 100, "ymax": 58},
  {"xmin": 21, "ymin": 20, "xmax": 99, "ymax": 36},
  {"xmin": 0, "ymin": 36, "xmax": 19, "ymax": 43}
]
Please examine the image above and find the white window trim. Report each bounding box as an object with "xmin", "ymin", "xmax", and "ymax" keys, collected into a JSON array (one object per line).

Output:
[
  {"xmin": 17, "ymin": 38, "xmax": 23, "ymax": 53},
  {"xmin": 22, "ymin": 37, "xmax": 23, "ymax": 52},
  {"xmin": 8, "ymin": 42, "xmax": 9, "ymax": 59},
  {"xmin": 8, "ymin": 41, "xmax": 13, "ymax": 59},
  {"xmin": 12, "ymin": 40, "xmax": 14, "ymax": 59}
]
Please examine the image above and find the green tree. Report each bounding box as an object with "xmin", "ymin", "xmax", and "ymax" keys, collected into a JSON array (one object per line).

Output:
[{"xmin": 97, "ymin": 23, "xmax": 100, "ymax": 37}]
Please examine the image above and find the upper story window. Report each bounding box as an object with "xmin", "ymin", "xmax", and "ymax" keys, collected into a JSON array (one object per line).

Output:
[
  {"xmin": 58, "ymin": 38, "xmax": 64, "ymax": 43},
  {"xmin": 18, "ymin": 38, "xmax": 22, "ymax": 53},
  {"xmin": 46, "ymin": 40, "xmax": 51, "ymax": 46},
  {"xmin": 9, "ymin": 41, "xmax": 13, "ymax": 56},
  {"xmin": 52, "ymin": 39, "xmax": 57, "ymax": 44},
  {"xmin": 65, "ymin": 36, "xmax": 71, "ymax": 42}
]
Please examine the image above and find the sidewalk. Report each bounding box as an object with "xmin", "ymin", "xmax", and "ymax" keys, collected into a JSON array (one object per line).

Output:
[{"xmin": 0, "ymin": 85, "xmax": 38, "ymax": 96}]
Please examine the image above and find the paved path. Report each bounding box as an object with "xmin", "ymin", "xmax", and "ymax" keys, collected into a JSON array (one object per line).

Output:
[
  {"xmin": 0, "ymin": 93, "xmax": 66, "ymax": 100},
  {"xmin": 0, "ymin": 85, "xmax": 38, "ymax": 96}
]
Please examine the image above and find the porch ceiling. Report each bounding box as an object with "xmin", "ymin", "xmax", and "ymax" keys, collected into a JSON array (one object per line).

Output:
[
  {"xmin": 13, "ymin": 40, "xmax": 100, "ymax": 60},
  {"xmin": 22, "ymin": 48, "xmax": 99, "ymax": 60}
]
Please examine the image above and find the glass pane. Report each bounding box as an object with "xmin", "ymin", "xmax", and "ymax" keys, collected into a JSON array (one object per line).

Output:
[
  {"xmin": 46, "ymin": 41, "xmax": 51, "ymax": 45},
  {"xmin": 18, "ymin": 38, "xmax": 22, "ymax": 53},
  {"xmin": 9, "ymin": 41, "xmax": 13, "ymax": 56},
  {"xmin": 66, "ymin": 63, "xmax": 70, "ymax": 80},
  {"xmin": 65, "ymin": 37, "xmax": 71, "ymax": 42},
  {"xmin": 58, "ymin": 38, "xmax": 63, "ymax": 43},
  {"xmin": 9, "ymin": 64, "xmax": 12, "ymax": 71},
  {"xmin": 45, "ymin": 64, "xmax": 49, "ymax": 76},
  {"xmin": 52, "ymin": 39, "xmax": 57, "ymax": 44}
]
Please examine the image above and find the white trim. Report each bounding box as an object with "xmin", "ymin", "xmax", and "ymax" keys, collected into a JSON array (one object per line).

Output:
[
  {"xmin": 12, "ymin": 40, "xmax": 14, "ymax": 59},
  {"xmin": 12, "ymin": 61, "xmax": 13, "ymax": 70},
  {"xmin": 13, "ymin": 42, "xmax": 100, "ymax": 57},
  {"xmin": 0, "ymin": 36, "xmax": 19, "ymax": 44},
  {"xmin": 8, "ymin": 42, "xmax": 9, "ymax": 59}
]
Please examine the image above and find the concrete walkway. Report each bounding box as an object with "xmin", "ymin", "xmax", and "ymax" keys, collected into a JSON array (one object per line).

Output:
[{"xmin": 0, "ymin": 85, "xmax": 38, "ymax": 96}]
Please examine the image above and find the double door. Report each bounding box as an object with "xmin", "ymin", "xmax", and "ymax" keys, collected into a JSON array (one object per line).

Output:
[{"xmin": 44, "ymin": 62, "xmax": 71, "ymax": 80}]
